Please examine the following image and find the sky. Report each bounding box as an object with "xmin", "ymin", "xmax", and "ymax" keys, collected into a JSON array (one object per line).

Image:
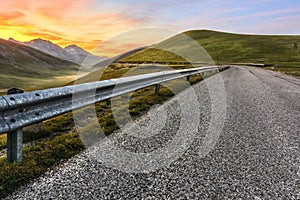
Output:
[{"xmin": 0, "ymin": 0, "xmax": 299, "ymax": 56}]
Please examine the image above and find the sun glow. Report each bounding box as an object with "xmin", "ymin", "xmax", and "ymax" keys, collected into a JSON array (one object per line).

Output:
[
  {"xmin": 0, "ymin": 0, "xmax": 141, "ymax": 55},
  {"xmin": 1, "ymin": 0, "xmax": 299, "ymax": 55}
]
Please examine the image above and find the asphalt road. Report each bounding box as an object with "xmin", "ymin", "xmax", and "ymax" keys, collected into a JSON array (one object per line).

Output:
[{"xmin": 7, "ymin": 66, "xmax": 300, "ymax": 199}]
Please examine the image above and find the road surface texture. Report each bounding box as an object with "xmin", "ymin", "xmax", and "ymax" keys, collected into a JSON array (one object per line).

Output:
[{"xmin": 7, "ymin": 66, "xmax": 300, "ymax": 199}]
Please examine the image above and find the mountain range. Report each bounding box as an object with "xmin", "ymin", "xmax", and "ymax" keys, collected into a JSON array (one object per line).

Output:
[
  {"xmin": 8, "ymin": 38, "xmax": 107, "ymax": 66},
  {"xmin": 0, "ymin": 37, "xmax": 144, "ymax": 92}
]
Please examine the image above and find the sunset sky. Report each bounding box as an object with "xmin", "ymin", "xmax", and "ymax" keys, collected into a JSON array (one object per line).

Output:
[{"xmin": 0, "ymin": 0, "xmax": 299, "ymax": 56}]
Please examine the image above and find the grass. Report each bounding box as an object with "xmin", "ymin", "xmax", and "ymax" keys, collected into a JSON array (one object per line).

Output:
[
  {"xmin": 262, "ymin": 66, "xmax": 300, "ymax": 77},
  {"xmin": 184, "ymin": 30, "xmax": 300, "ymax": 66},
  {"xmin": 0, "ymin": 74, "xmax": 79, "ymax": 96},
  {"xmin": 0, "ymin": 133, "xmax": 84, "ymax": 198}
]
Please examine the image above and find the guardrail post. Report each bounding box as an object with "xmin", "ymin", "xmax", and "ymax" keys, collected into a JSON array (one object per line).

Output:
[
  {"xmin": 7, "ymin": 88, "xmax": 24, "ymax": 163},
  {"xmin": 187, "ymin": 75, "xmax": 191, "ymax": 81},
  {"xmin": 7, "ymin": 129, "xmax": 23, "ymax": 163},
  {"xmin": 155, "ymin": 84, "xmax": 160, "ymax": 95}
]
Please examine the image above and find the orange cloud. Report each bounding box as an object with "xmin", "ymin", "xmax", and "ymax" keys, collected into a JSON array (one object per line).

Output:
[
  {"xmin": 0, "ymin": 0, "xmax": 144, "ymax": 55},
  {"xmin": 0, "ymin": 11, "xmax": 24, "ymax": 20}
]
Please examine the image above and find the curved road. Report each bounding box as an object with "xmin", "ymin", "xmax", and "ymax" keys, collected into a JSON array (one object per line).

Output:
[{"xmin": 7, "ymin": 66, "xmax": 300, "ymax": 199}]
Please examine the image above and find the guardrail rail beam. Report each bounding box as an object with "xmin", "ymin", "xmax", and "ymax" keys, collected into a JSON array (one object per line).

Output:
[{"xmin": 0, "ymin": 66, "xmax": 229, "ymax": 163}]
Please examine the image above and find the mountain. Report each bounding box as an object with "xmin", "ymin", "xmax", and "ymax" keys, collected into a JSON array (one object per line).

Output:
[
  {"xmin": 23, "ymin": 38, "xmax": 72, "ymax": 62},
  {"xmin": 9, "ymin": 38, "xmax": 107, "ymax": 65},
  {"xmin": 0, "ymin": 38, "xmax": 79, "ymax": 91},
  {"xmin": 64, "ymin": 45, "xmax": 107, "ymax": 66}
]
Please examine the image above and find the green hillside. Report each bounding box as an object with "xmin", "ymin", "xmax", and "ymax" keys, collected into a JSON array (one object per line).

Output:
[
  {"xmin": 119, "ymin": 30, "xmax": 300, "ymax": 76},
  {"xmin": 0, "ymin": 39, "xmax": 79, "ymax": 92}
]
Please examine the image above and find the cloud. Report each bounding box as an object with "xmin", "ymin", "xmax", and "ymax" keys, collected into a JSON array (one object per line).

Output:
[
  {"xmin": 0, "ymin": 0, "xmax": 144, "ymax": 53},
  {"xmin": 0, "ymin": 0, "xmax": 299, "ymax": 55},
  {"xmin": 0, "ymin": 11, "xmax": 24, "ymax": 20}
]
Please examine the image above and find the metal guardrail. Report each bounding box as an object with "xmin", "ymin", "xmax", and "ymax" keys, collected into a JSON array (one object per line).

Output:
[{"xmin": 0, "ymin": 65, "xmax": 227, "ymax": 162}]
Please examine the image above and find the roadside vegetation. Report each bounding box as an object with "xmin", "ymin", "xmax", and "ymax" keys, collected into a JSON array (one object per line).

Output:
[
  {"xmin": 0, "ymin": 59, "xmax": 212, "ymax": 198},
  {"xmin": 261, "ymin": 66, "xmax": 300, "ymax": 77}
]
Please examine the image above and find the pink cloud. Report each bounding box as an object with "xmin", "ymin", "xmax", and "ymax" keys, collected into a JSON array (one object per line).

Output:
[{"xmin": 0, "ymin": 0, "xmax": 146, "ymax": 52}]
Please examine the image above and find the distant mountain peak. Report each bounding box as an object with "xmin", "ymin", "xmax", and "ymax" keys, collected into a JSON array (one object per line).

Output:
[
  {"xmin": 8, "ymin": 37, "xmax": 17, "ymax": 41},
  {"xmin": 5, "ymin": 37, "xmax": 107, "ymax": 66},
  {"xmin": 29, "ymin": 38, "xmax": 53, "ymax": 44},
  {"xmin": 64, "ymin": 44, "xmax": 86, "ymax": 53},
  {"xmin": 8, "ymin": 38, "xmax": 22, "ymax": 44},
  {"xmin": 25, "ymin": 38, "xmax": 63, "ymax": 50},
  {"xmin": 65, "ymin": 44, "xmax": 78, "ymax": 48},
  {"xmin": 64, "ymin": 44, "xmax": 108, "ymax": 66},
  {"xmin": 31, "ymin": 38, "xmax": 45, "ymax": 42}
]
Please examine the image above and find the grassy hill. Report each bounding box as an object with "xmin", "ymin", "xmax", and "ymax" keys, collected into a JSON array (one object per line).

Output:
[
  {"xmin": 0, "ymin": 39, "xmax": 79, "ymax": 93},
  {"xmin": 119, "ymin": 30, "xmax": 300, "ymax": 76}
]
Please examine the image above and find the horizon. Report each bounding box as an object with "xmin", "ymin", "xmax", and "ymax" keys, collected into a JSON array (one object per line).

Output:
[
  {"xmin": 1, "ymin": 0, "xmax": 299, "ymax": 56},
  {"xmin": 3, "ymin": 29, "xmax": 300, "ymax": 57}
]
